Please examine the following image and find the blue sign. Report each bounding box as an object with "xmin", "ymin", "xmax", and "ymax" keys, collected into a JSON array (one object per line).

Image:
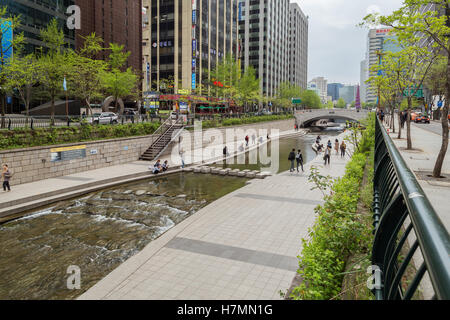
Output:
[
  {"xmin": 1, "ymin": 20, "xmax": 13, "ymax": 67},
  {"xmin": 238, "ymin": 2, "xmax": 243, "ymax": 21},
  {"xmin": 192, "ymin": 39, "xmax": 197, "ymax": 57},
  {"xmin": 192, "ymin": 73, "xmax": 196, "ymax": 90},
  {"xmin": 192, "ymin": 10, "xmax": 197, "ymax": 24},
  {"xmin": 6, "ymin": 96, "xmax": 12, "ymax": 104},
  {"xmin": 438, "ymin": 100, "xmax": 443, "ymax": 108},
  {"xmin": 192, "ymin": 59, "xmax": 196, "ymax": 69}
]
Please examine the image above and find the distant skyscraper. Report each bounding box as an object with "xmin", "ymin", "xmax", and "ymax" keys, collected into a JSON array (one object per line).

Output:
[
  {"xmin": 327, "ymin": 83, "xmax": 344, "ymax": 102},
  {"xmin": 309, "ymin": 77, "xmax": 328, "ymax": 104},
  {"xmin": 339, "ymin": 85, "xmax": 356, "ymax": 105},
  {"xmin": 288, "ymin": 3, "xmax": 308, "ymax": 89},
  {"xmin": 365, "ymin": 28, "xmax": 401, "ymax": 104},
  {"xmin": 360, "ymin": 60, "xmax": 367, "ymax": 103}
]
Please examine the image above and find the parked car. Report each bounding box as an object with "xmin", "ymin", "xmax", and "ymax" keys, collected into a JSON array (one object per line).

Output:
[
  {"xmin": 415, "ymin": 113, "xmax": 430, "ymax": 124},
  {"xmin": 89, "ymin": 112, "xmax": 118, "ymax": 125}
]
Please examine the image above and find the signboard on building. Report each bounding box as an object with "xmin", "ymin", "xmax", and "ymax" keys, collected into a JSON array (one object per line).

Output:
[
  {"xmin": 1, "ymin": 20, "xmax": 13, "ymax": 68},
  {"xmin": 192, "ymin": 73, "xmax": 196, "ymax": 90},
  {"xmin": 51, "ymin": 145, "xmax": 87, "ymax": 162},
  {"xmin": 292, "ymin": 98, "xmax": 302, "ymax": 105}
]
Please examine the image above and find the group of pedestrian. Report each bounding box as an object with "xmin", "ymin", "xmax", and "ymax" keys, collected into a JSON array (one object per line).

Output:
[
  {"xmin": 310, "ymin": 136, "xmax": 347, "ymax": 167},
  {"xmin": 150, "ymin": 160, "xmax": 169, "ymax": 174},
  {"xmin": 288, "ymin": 149, "xmax": 304, "ymax": 173}
]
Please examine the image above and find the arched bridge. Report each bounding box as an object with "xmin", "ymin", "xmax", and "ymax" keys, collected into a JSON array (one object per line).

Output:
[{"xmin": 295, "ymin": 109, "xmax": 369, "ymax": 128}]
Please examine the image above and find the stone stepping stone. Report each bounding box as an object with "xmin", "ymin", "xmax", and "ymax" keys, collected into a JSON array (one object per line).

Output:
[
  {"xmin": 201, "ymin": 167, "xmax": 211, "ymax": 174},
  {"xmin": 193, "ymin": 167, "xmax": 202, "ymax": 173},
  {"xmin": 135, "ymin": 190, "xmax": 146, "ymax": 196},
  {"xmin": 183, "ymin": 168, "xmax": 194, "ymax": 172},
  {"xmin": 255, "ymin": 173, "xmax": 266, "ymax": 179},
  {"xmin": 229, "ymin": 169, "xmax": 241, "ymax": 176},
  {"xmin": 219, "ymin": 169, "xmax": 229, "ymax": 176},
  {"xmin": 237, "ymin": 171, "xmax": 247, "ymax": 177},
  {"xmin": 211, "ymin": 168, "xmax": 221, "ymax": 174},
  {"xmin": 246, "ymin": 172, "xmax": 256, "ymax": 178}
]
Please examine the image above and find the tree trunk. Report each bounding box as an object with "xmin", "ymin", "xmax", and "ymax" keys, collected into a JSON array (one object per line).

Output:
[
  {"xmin": 0, "ymin": 93, "xmax": 5, "ymax": 129},
  {"xmin": 406, "ymin": 98, "xmax": 412, "ymax": 150},
  {"xmin": 391, "ymin": 108, "xmax": 395, "ymax": 134},
  {"xmin": 51, "ymin": 96, "xmax": 55, "ymax": 126},
  {"xmin": 398, "ymin": 109, "xmax": 402, "ymax": 139},
  {"xmin": 432, "ymin": 51, "xmax": 450, "ymax": 178}
]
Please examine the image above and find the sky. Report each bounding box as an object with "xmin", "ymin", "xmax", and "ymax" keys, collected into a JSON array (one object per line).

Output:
[{"xmin": 293, "ymin": 0, "xmax": 404, "ymax": 85}]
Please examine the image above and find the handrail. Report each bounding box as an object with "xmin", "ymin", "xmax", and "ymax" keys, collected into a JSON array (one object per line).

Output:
[{"xmin": 372, "ymin": 117, "xmax": 450, "ymax": 300}]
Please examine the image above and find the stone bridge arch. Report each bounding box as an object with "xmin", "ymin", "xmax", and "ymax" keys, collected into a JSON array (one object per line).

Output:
[{"xmin": 295, "ymin": 109, "xmax": 369, "ymax": 128}]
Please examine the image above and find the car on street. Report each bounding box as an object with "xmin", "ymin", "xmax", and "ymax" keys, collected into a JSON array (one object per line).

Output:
[
  {"xmin": 415, "ymin": 113, "xmax": 430, "ymax": 124},
  {"xmin": 89, "ymin": 112, "xmax": 118, "ymax": 125}
]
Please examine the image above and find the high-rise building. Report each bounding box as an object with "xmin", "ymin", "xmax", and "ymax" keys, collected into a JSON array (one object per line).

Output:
[
  {"xmin": 339, "ymin": 85, "xmax": 356, "ymax": 105},
  {"xmin": 239, "ymin": 0, "xmax": 291, "ymax": 96},
  {"xmin": 309, "ymin": 77, "xmax": 328, "ymax": 104},
  {"xmin": 76, "ymin": 0, "xmax": 142, "ymax": 74},
  {"xmin": 365, "ymin": 28, "xmax": 401, "ymax": 103},
  {"xmin": 327, "ymin": 83, "xmax": 344, "ymax": 102},
  {"xmin": 1, "ymin": 0, "xmax": 75, "ymax": 54},
  {"xmin": 360, "ymin": 60, "xmax": 367, "ymax": 103},
  {"xmin": 143, "ymin": 0, "xmax": 239, "ymax": 94},
  {"xmin": 288, "ymin": 3, "xmax": 308, "ymax": 89}
]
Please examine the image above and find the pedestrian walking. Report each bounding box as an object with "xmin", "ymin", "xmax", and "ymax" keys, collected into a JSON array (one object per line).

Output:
[
  {"xmin": 296, "ymin": 149, "xmax": 304, "ymax": 173},
  {"xmin": 223, "ymin": 146, "xmax": 228, "ymax": 158},
  {"xmin": 179, "ymin": 148, "xmax": 185, "ymax": 168},
  {"xmin": 324, "ymin": 146, "xmax": 331, "ymax": 166},
  {"xmin": 327, "ymin": 140, "xmax": 332, "ymax": 149},
  {"xmin": 288, "ymin": 149, "xmax": 296, "ymax": 172},
  {"xmin": 245, "ymin": 135, "xmax": 249, "ymax": 147},
  {"xmin": 252, "ymin": 134, "xmax": 256, "ymax": 145},
  {"xmin": 340, "ymin": 141, "xmax": 347, "ymax": 158},
  {"xmin": 334, "ymin": 139, "xmax": 340, "ymax": 155},
  {"xmin": 2, "ymin": 164, "xmax": 11, "ymax": 192}
]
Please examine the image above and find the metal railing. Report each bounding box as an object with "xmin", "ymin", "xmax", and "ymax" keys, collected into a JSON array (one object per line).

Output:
[
  {"xmin": 0, "ymin": 114, "xmax": 163, "ymax": 130},
  {"xmin": 372, "ymin": 117, "xmax": 450, "ymax": 300}
]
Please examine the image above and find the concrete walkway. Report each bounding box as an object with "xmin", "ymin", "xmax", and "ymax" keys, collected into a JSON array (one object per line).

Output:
[
  {"xmin": 0, "ymin": 128, "xmax": 304, "ymax": 221},
  {"xmin": 387, "ymin": 120, "xmax": 450, "ymax": 231},
  {"xmin": 79, "ymin": 132, "xmax": 352, "ymax": 300}
]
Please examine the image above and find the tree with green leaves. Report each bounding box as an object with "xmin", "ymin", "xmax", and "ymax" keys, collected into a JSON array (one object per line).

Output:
[
  {"xmin": 274, "ymin": 82, "xmax": 303, "ymax": 111},
  {"xmin": 0, "ymin": 6, "xmax": 24, "ymax": 127},
  {"xmin": 67, "ymin": 33, "xmax": 107, "ymax": 115},
  {"xmin": 336, "ymin": 98, "xmax": 347, "ymax": 109},
  {"xmin": 363, "ymin": 0, "xmax": 450, "ymax": 177},
  {"xmin": 236, "ymin": 66, "xmax": 260, "ymax": 113},
  {"xmin": 37, "ymin": 18, "xmax": 72, "ymax": 124},
  {"xmin": 4, "ymin": 54, "xmax": 41, "ymax": 117},
  {"xmin": 101, "ymin": 43, "xmax": 138, "ymax": 114},
  {"xmin": 424, "ymin": 54, "xmax": 447, "ymax": 117},
  {"xmin": 300, "ymin": 90, "xmax": 322, "ymax": 109}
]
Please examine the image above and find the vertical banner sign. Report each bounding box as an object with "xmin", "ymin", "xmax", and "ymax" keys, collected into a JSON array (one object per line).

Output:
[
  {"xmin": 192, "ymin": 73, "xmax": 196, "ymax": 90},
  {"xmin": 238, "ymin": 2, "xmax": 243, "ymax": 21},
  {"xmin": 1, "ymin": 20, "xmax": 13, "ymax": 68}
]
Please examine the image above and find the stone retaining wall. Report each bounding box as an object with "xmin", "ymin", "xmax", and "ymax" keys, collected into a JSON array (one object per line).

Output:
[
  {"xmin": 0, "ymin": 135, "xmax": 156, "ymax": 186},
  {"xmin": 1, "ymin": 119, "xmax": 295, "ymax": 186}
]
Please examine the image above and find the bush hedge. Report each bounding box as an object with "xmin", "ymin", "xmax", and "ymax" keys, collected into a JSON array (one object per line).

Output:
[
  {"xmin": 291, "ymin": 114, "xmax": 376, "ymax": 300},
  {"xmin": 0, "ymin": 122, "xmax": 161, "ymax": 150},
  {"xmin": 199, "ymin": 114, "xmax": 294, "ymax": 129}
]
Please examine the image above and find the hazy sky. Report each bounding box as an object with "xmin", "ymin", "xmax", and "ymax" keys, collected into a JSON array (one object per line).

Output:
[{"xmin": 292, "ymin": 0, "xmax": 404, "ymax": 85}]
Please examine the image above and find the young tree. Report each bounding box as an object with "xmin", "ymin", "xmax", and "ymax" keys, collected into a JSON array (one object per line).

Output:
[
  {"xmin": 363, "ymin": 0, "xmax": 450, "ymax": 176},
  {"xmin": 4, "ymin": 54, "xmax": 41, "ymax": 117},
  {"xmin": 37, "ymin": 18, "xmax": 72, "ymax": 124},
  {"xmin": 300, "ymin": 90, "xmax": 322, "ymax": 109},
  {"xmin": 274, "ymin": 82, "xmax": 303, "ymax": 111},
  {"xmin": 336, "ymin": 98, "xmax": 347, "ymax": 109},
  {"xmin": 0, "ymin": 6, "xmax": 24, "ymax": 127},
  {"xmin": 236, "ymin": 66, "xmax": 260, "ymax": 113},
  {"xmin": 67, "ymin": 33, "xmax": 107, "ymax": 115}
]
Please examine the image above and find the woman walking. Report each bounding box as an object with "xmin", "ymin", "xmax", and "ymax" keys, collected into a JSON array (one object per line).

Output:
[
  {"xmin": 2, "ymin": 164, "xmax": 11, "ymax": 192},
  {"xmin": 324, "ymin": 146, "xmax": 331, "ymax": 166},
  {"xmin": 334, "ymin": 139, "xmax": 340, "ymax": 155}
]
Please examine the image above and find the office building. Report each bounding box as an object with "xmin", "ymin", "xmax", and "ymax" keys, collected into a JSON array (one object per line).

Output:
[
  {"xmin": 339, "ymin": 85, "xmax": 356, "ymax": 105},
  {"xmin": 327, "ymin": 83, "xmax": 344, "ymax": 102},
  {"xmin": 239, "ymin": 0, "xmax": 291, "ymax": 96},
  {"xmin": 309, "ymin": 77, "xmax": 328, "ymax": 104},
  {"xmin": 288, "ymin": 3, "xmax": 308, "ymax": 89},
  {"xmin": 360, "ymin": 60, "xmax": 367, "ymax": 103},
  {"xmin": 143, "ymin": 0, "xmax": 239, "ymax": 95},
  {"xmin": 76, "ymin": 0, "xmax": 142, "ymax": 73},
  {"xmin": 365, "ymin": 28, "xmax": 401, "ymax": 103},
  {"xmin": 1, "ymin": 0, "xmax": 75, "ymax": 54}
]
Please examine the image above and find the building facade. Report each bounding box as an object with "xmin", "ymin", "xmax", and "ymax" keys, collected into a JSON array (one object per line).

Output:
[
  {"xmin": 309, "ymin": 77, "xmax": 328, "ymax": 104},
  {"xmin": 339, "ymin": 85, "xmax": 356, "ymax": 105},
  {"xmin": 288, "ymin": 3, "xmax": 308, "ymax": 89},
  {"xmin": 365, "ymin": 28, "xmax": 401, "ymax": 104},
  {"xmin": 360, "ymin": 59, "xmax": 367, "ymax": 103},
  {"xmin": 239, "ymin": 0, "xmax": 292, "ymax": 97},
  {"xmin": 75, "ymin": 0, "xmax": 142, "ymax": 73},
  {"xmin": 327, "ymin": 83, "xmax": 344, "ymax": 102},
  {"xmin": 1, "ymin": 0, "xmax": 75, "ymax": 54},
  {"xmin": 143, "ymin": 0, "xmax": 239, "ymax": 95}
]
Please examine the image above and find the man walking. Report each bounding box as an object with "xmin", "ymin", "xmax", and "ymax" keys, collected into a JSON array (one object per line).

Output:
[
  {"xmin": 2, "ymin": 164, "xmax": 11, "ymax": 192},
  {"xmin": 245, "ymin": 135, "xmax": 249, "ymax": 147},
  {"xmin": 324, "ymin": 146, "xmax": 331, "ymax": 166},
  {"xmin": 296, "ymin": 149, "xmax": 304, "ymax": 173},
  {"xmin": 288, "ymin": 149, "xmax": 296, "ymax": 172},
  {"xmin": 340, "ymin": 141, "xmax": 347, "ymax": 158}
]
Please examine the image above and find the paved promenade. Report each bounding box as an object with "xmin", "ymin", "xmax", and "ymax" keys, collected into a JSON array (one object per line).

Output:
[
  {"xmin": 387, "ymin": 120, "xmax": 450, "ymax": 231},
  {"xmin": 79, "ymin": 132, "xmax": 352, "ymax": 300}
]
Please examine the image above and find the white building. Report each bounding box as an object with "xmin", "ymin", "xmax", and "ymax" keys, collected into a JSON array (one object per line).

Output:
[
  {"xmin": 360, "ymin": 59, "xmax": 367, "ymax": 103},
  {"xmin": 309, "ymin": 77, "xmax": 328, "ymax": 104}
]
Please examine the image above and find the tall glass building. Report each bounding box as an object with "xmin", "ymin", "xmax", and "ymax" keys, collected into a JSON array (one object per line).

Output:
[
  {"xmin": 142, "ymin": 0, "xmax": 239, "ymax": 95},
  {"xmin": 0, "ymin": 0, "xmax": 75, "ymax": 54}
]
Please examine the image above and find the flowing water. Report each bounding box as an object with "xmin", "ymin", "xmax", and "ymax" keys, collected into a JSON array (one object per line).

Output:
[
  {"xmin": 0, "ymin": 173, "xmax": 248, "ymax": 300},
  {"xmin": 0, "ymin": 130, "xmax": 341, "ymax": 300}
]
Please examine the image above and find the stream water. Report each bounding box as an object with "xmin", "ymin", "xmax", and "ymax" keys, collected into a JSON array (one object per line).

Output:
[{"xmin": 0, "ymin": 130, "xmax": 342, "ymax": 300}]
